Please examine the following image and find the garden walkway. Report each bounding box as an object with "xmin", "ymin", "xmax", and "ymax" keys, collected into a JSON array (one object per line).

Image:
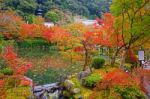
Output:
[{"xmin": 143, "ymin": 61, "xmax": 150, "ymax": 98}]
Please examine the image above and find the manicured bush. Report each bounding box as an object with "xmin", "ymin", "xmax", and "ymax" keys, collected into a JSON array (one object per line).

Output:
[
  {"xmin": 83, "ymin": 73, "xmax": 102, "ymax": 87},
  {"xmin": 91, "ymin": 57, "xmax": 105, "ymax": 69},
  {"xmin": 16, "ymin": 38, "xmax": 50, "ymax": 48},
  {"xmin": 2, "ymin": 68, "xmax": 13, "ymax": 75}
]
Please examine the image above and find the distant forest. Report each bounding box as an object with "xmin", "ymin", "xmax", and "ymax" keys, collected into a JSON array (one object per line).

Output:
[{"xmin": 0, "ymin": 0, "xmax": 111, "ymax": 19}]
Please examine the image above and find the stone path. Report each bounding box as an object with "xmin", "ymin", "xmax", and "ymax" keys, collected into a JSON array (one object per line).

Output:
[
  {"xmin": 143, "ymin": 61, "xmax": 150, "ymax": 70},
  {"xmin": 143, "ymin": 61, "xmax": 150, "ymax": 98}
]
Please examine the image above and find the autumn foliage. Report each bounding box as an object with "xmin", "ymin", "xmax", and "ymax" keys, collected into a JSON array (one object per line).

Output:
[
  {"xmin": 0, "ymin": 80, "xmax": 4, "ymax": 88},
  {"xmin": 94, "ymin": 13, "xmax": 114, "ymax": 47},
  {"xmin": 127, "ymin": 48, "xmax": 138, "ymax": 62},
  {"xmin": 2, "ymin": 46, "xmax": 32, "ymax": 75},
  {"xmin": 95, "ymin": 69, "xmax": 140, "ymax": 91},
  {"xmin": 0, "ymin": 11, "xmax": 23, "ymax": 39},
  {"xmin": 1, "ymin": 45, "xmax": 32, "ymax": 86},
  {"xmin": 20, "ymin": 23, "xmax": 36, "ymax": 39}
]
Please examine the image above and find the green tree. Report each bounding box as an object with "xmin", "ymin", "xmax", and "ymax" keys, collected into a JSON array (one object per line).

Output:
[
  {"xmin": 42, "ymin": 0, "xmax": 111, "ymax": 18},
  {"xmin": 24, "ymin": 14, "xmax": 35, "ymax": 24},
  {"xmin": 0, "ymin": 0, "xmax": 5, "ymax": 10},
  {"xmin": 45, "ymin": 11, "xmax": 61, "ymax": 23},
  {"xmin": 2, "ymin": 0, "xmax": 37, "ymax": 17},
  {"xmin": 0, "ymin": 11, "xmax": 24, "ymax": 40}
]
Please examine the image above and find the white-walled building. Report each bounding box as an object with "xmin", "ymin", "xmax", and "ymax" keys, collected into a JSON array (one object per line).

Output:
[
  {"xmin": 75, "ymin": 18, "xmax": 98, "ymax": 26},
  {"xmin": 44, "ymin": 22, "xmax": 54, "ymax": 27}
]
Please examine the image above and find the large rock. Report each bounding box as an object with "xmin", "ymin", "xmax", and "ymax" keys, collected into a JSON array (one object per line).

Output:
[
  {"xmin": 33, "ymin": 82, "xmax": 61, "ymax": 98},
  {"xmin": 64, "ymin": 80, "xmax": 75, "ymax": 90},
  {"xmin": 59, "ymin": 75, "xmax": 68, "ymax": 83},
  {"xmin": 78, "ymin": 69, "xmax": 91, "ymax": 80},
  {"xmin": 43, "ymin": 83, "xmax": 60, "ymax": 92},
  {"xmin": 71, "ymin": 88, "xmax": 81, "ymax": 94},
  {"xmin": 33, "ymin": 86, "xmax": 43, "ymax": 93},
  {"xmin": 33, "ymin": 90, "xmax": 45, "ymax": 98},
  {"xmin": 48, "ymin": 90, "xmax": 59, "ymax": 99},
  {"xmin": 74, "ymin": 94, "xmax": 83, "ymax": 99}
]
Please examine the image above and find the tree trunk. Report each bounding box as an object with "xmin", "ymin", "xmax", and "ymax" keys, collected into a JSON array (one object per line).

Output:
[
  {"xmin": 83, "ymin": 50, "xmax": 88, "ymax": 71},
  {"xmin": 70, "ymin": 54, "xmax": 73, "ymax": 65},
  {"xmin": 111, "ymin": 48, "xmax": 119, "ymax": 66},
  {"xmin": 120, "ymin": 48, "xmax": 128, "ymax": 68},
  {"xmin": 111, "ymin": 56, "xmax": 116, "ymax": 66},
  {"xmin": 82, "ymin": 41, "xmax": 90, "ymax": 71}
]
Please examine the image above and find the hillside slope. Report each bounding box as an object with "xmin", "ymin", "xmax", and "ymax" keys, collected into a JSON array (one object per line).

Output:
[{"xmin": 1, "ymin": 0, "xmax": 111, "ymax": 19}]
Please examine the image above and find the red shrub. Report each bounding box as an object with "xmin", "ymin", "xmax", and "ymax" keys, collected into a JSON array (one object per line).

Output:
[
  {"xmin": 20, "ymin": 23, "xmax": 36, "ymax": 38},
  {"xmin": 74, "ymin": 46, "xmax": 84, "ymax": 52},
  {"xmin": 2, "ymin": 46, "xmax": 17, "ymax": 60},
  {"xmin": 95, "ymin": 69, "xmax": 140, "ymax": 91},
  {"xmin": 20, "ymin": 77, "xmax": 32, "ymax": 86},
  {"xmin": 2, "ymin": 46, "xmax": 32, "ymax": 75},
  {"xmin": 0, "ymin": 80, "xmax": 4, "ymax": 88},
  {"xmin": 42, "ymin": 28, "xmax": 53, "ymax": 41},
  {"xmin": 135, "ymin": 68, "xmax": 150, "ymax": 93},
  {"xmin": 136, "ymin": 68, "xmax": 150, "ymax": 77},
  {"xmin": 15, "ymin": 63, "xmax": 32, "ymax": 75}
]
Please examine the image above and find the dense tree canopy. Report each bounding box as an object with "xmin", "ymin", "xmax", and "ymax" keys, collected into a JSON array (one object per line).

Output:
[
  {"xmin": 0, "ymin": 0, "xmax": 150, "ymax": 98},
  {"xmin": 1, "ymin": 0, "xmax": 111, "ymax": 19},
  {"xmin": 45, "ymin": 11, "xmax": 61, "ymax": 23},
  {"xmin": 110, "ymin": 0, "xmax": 150, "ymax": 49},
  {"xmin": 110, "ymin": 0, "xmax": 150, "ymax": 66},
  {"xmin": 1, "ymin": 0, "xmax": 37, "ymax": 16}
]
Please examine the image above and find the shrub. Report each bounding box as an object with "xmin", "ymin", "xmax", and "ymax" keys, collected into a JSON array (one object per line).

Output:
[
  {"xmin": 71, "ymin": 78, "xmax": 81, "ymax": 88},
  {"xmin": 83, "ymin": 73, "xmax": 102, "ymax": 87},
  {"xmin": 95, "ymin": 69, "xmax": 140, "ymax": 91},
  {"xmin": 0, "ymin": 82, "xmax": 5, "ymax": 99},
  {"xmin": 5, "ymin": 77, "xmax": 20, "ymax": 88},
  {"xmin": 89, "ymin": 89, "xmax": 122, "ymax": 99},
  {"xmin": 90, "ymin": 69, "xmax": 146, "ymax": 99},
  {"xmin": 6, "ymin": 87, "xmax": 31, "ymax": 99},
  {"xmin": 62, "ymin": 90, "xmax": 72, "ymax": 98},
  {"xmin": 91, "ymin": 57, "xmax": 105, "ymax": 69},
  {"xmin": 0, "ymin": 73, "xmax": 4, "ymax": 79},
  {"xmin": 2, "ymin": 68, "xmax": 13, "ymax": 75},
  {"xmin": 114, "ymin": 86, "xmax": 146, "ymax": 99}
]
